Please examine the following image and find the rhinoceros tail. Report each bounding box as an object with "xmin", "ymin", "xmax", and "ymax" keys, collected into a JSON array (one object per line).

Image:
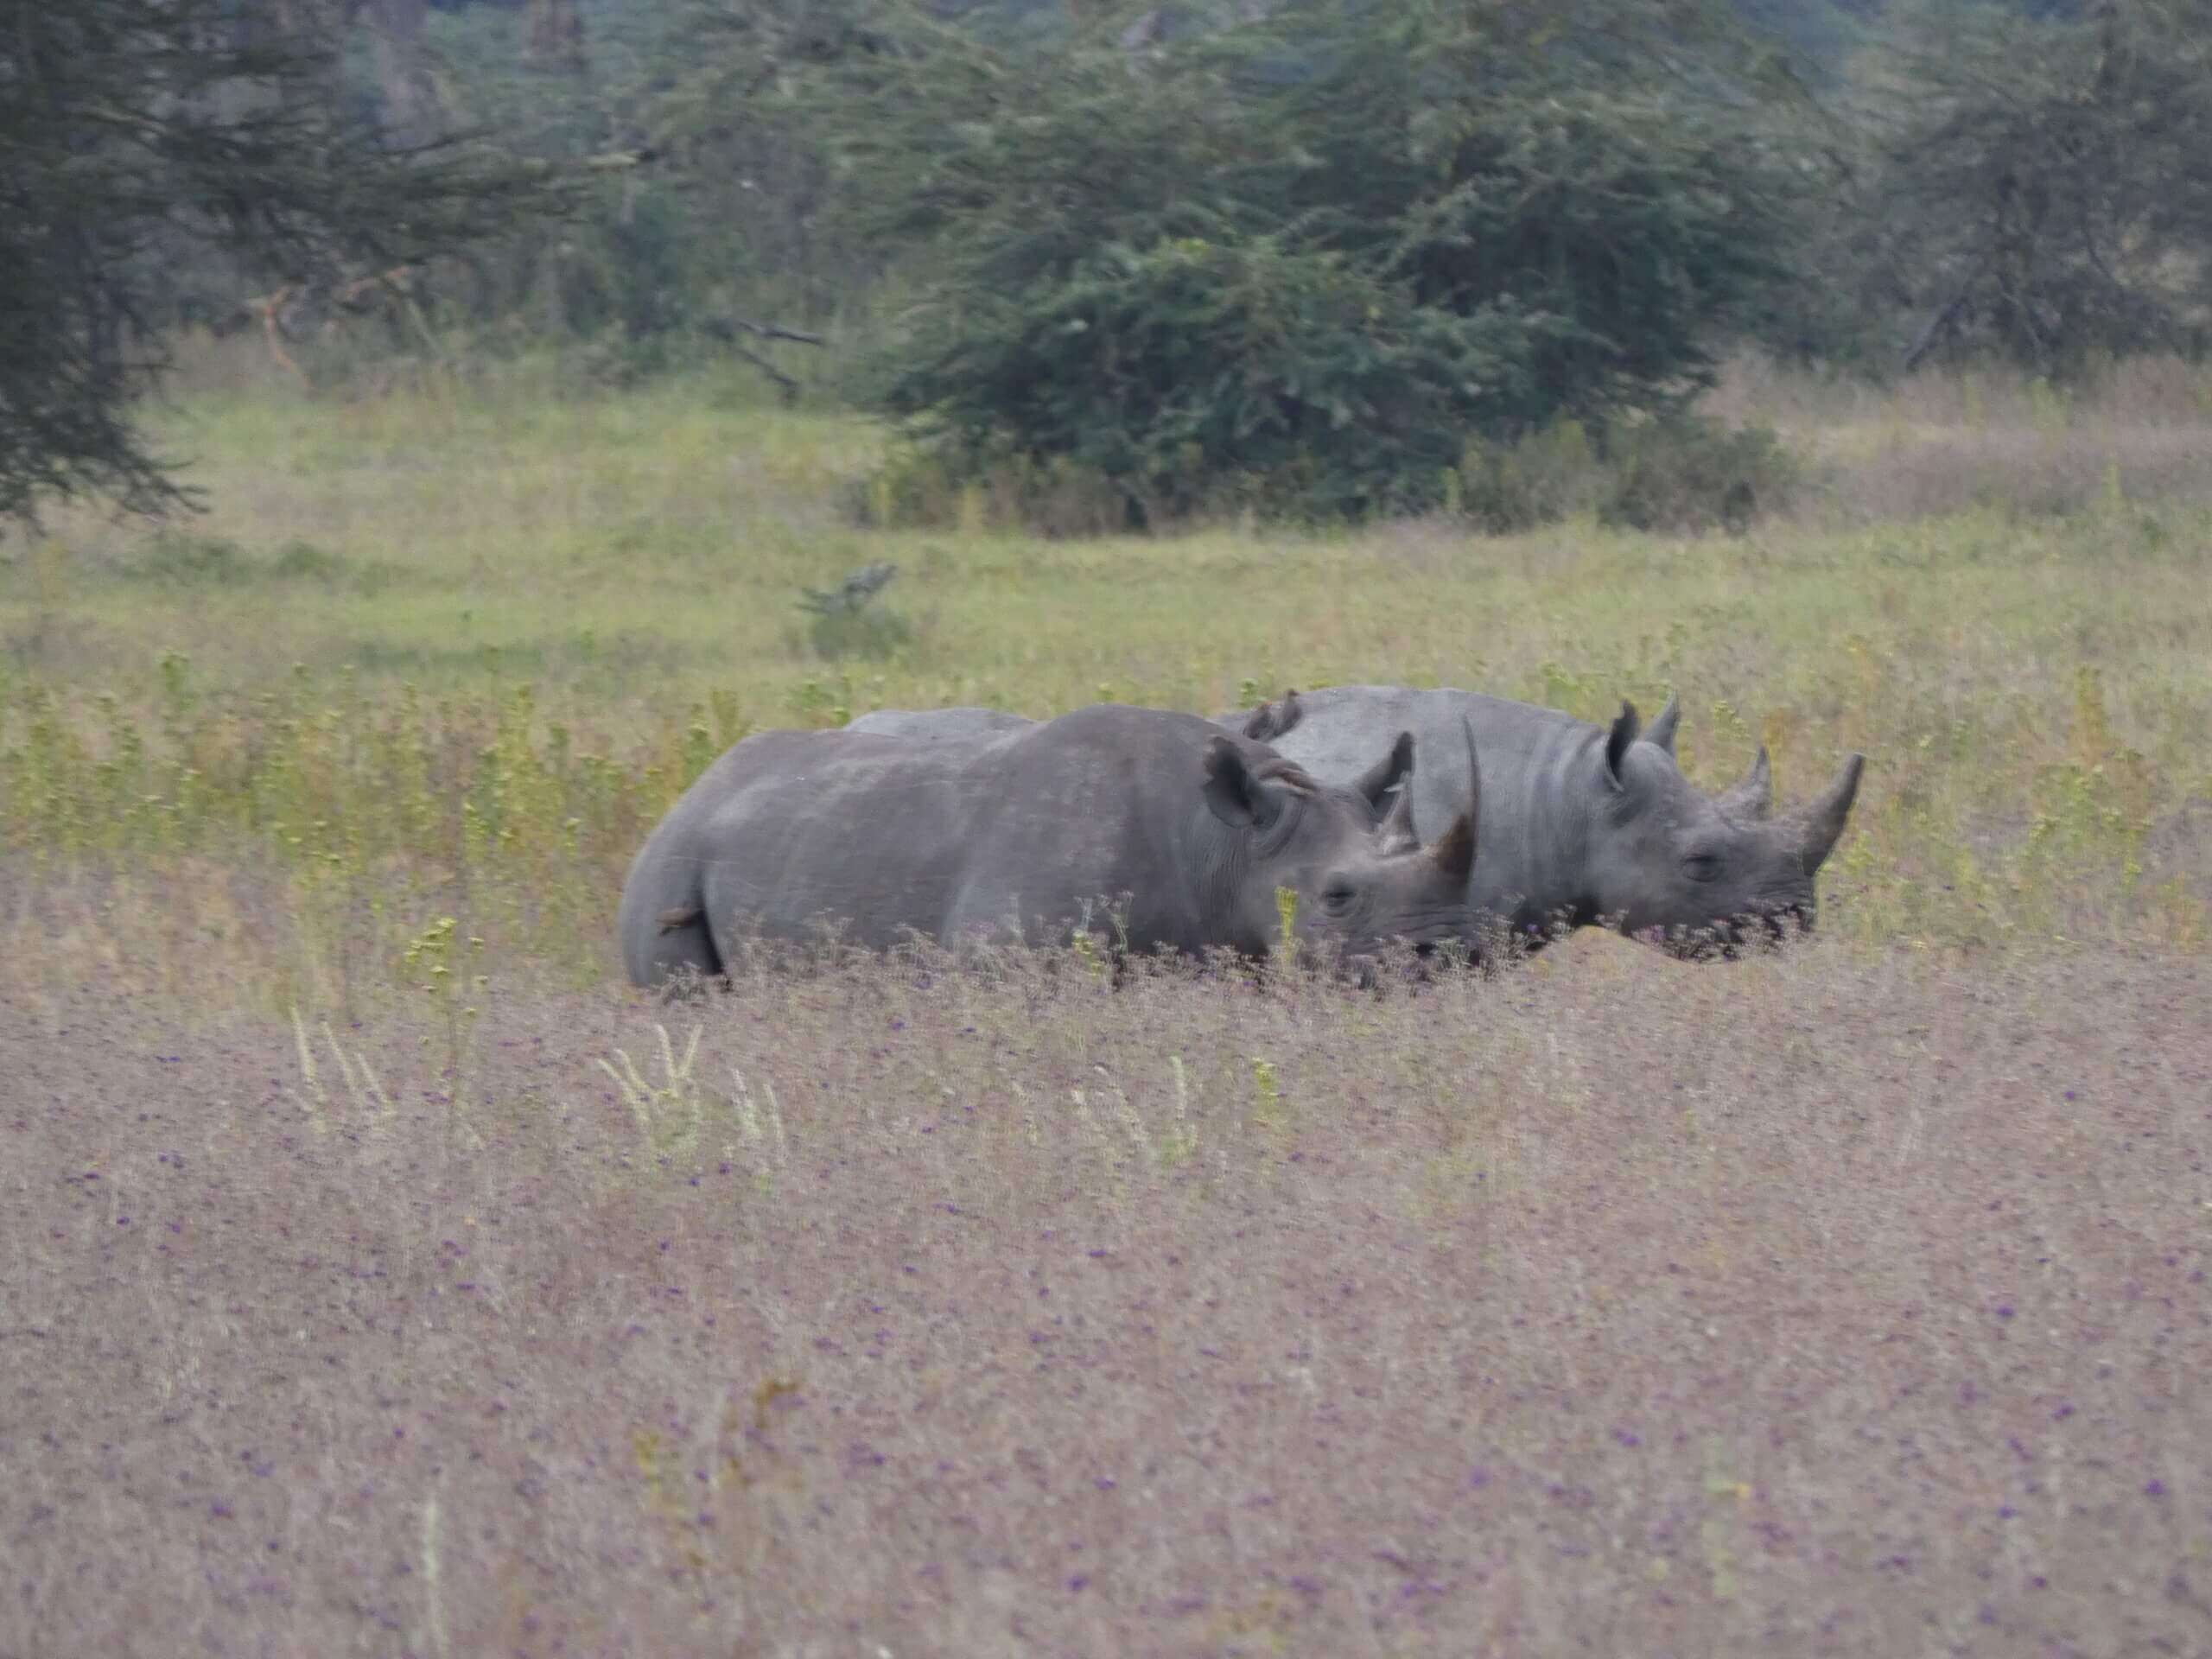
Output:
[{"xmin": 617, "ymin": 842, "xmax": 725, "ymax": 991}]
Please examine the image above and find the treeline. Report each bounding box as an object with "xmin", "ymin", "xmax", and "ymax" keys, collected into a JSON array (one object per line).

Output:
[
  {"xmin": 8, "ymin": 0, "xmax": 2211, "ymax": 525},
  {"xmin": 382, "ymin": 0, "xmax": 2212, "ymax": 374}
]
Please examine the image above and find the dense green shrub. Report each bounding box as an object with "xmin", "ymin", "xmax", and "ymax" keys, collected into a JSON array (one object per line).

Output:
[
  {"xmin": 871, "ymin": 235, "xmax": 1553, "ymax": 524},
  {"xmin": 0, "ymin": 0, "xmax": 558, "ymax": 523},
  {"xmin": 821, "ymin": 0, "xmax": 1811, "ymax": 525}
]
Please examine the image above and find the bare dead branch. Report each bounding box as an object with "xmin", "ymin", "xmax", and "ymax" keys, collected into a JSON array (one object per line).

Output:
[{"xmin": 707, "ymin": 316, "xmax": 827, "ymax": 347}]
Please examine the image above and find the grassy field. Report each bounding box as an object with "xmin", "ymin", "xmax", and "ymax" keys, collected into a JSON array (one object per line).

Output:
[
  {"xmin": 4, "ymin": 350, "xmax": 2211, "ymax": 1655},
  {"xmin": 5, "ymin": 350, "xmax": 2212, "ymax": 995}
]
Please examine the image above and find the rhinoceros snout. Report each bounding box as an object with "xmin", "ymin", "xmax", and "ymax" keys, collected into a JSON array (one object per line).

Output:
[{"xmin": 1650, "ymin": 900, "xmax": 1813, "ymax": 961}]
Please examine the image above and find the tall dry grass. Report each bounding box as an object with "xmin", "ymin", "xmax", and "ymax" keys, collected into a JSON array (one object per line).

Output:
[
  {"xmin": 4, "ymin": 939, "xmax": 2207, "ymax": 1656},
  {"xmin": 1707, "ymin": 351, "xmax": 2212, "ymax": 524}
]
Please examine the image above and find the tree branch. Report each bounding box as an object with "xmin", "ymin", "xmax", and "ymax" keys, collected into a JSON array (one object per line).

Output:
[
  {"xmin": 704, "ymin": 315, "xmax": 827, "ymax": 347},
  {"xmin": 696, "ymin": 315, "xmax": 827, "ymax": 403}
]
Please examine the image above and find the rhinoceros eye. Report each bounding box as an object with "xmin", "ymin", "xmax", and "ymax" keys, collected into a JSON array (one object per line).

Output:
[
  {"xmin": 1682, "ymin": 853, "xmax": 1722, "ymax": 884},
  {"xmin": 1320, "ymin": 878, "xmax": 1359, "ymax": 913}
]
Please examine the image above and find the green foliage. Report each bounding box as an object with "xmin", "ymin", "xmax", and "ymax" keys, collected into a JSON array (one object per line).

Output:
[
  {"xmin": 872, "ymin": 234, "xmax": 1548, "ymax": 522},
  {"xmin": 1455, "ymin": 423, "xmax": 1608, "ymax": 533},
  {"xmin": 424, "ymin": 0, "xmax": 868, "ymax": 358},
  {"xmin": 804, "ymin": 607, "xmax": 915, "ymax": 662},
  {"xmin": 850, "ymin": 444, "xmax": 1132, "ymax": 538},
  {"xmin": 7, "ymin": 370, "xmax": 2209, "ymax": 1001},
  {"xmin": 819, "ymin": 0, "xmax": 1813, "ymax": 522},
  {"xmin": 0, "ymin": 0, "xmax": 564, "ymax": 523}
]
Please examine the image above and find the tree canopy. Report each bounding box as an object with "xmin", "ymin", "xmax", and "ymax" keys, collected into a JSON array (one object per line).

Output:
[
  {"xmin": 9, "ymin": 0, "xmax": 2211, "ymax": 525},
  {"xmin": 1866, "ymin": 0, "xmax": 2212, "ymax": 374},
  {"xmin": 799, "ymin": 0, "xmax": 1813, "ymax": 518},
  {"xmin": 0, "ymin": 0, "xmax": 558, "ymax": 523}
]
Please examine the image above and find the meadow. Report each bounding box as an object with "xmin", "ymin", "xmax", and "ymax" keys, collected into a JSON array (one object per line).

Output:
[{"xmin": 3, "ymin": 346, "xmax": 2210, "ymax": 1656}]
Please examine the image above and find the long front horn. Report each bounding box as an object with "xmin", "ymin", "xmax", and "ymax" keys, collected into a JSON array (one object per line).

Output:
[
  {"xmin": 1429, "ymin": 718, "xmax": 1481, "ymax": 882},
  {"xmin": 1796, "ymin": 753, "xmax": 1866, "ymax": 871}
]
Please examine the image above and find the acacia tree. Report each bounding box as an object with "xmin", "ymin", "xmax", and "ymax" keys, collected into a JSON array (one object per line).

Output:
[
  {"xmin": 804, "ymin": 0, "xmax": 1815, "ymax": 519},
  {"xmin": 1871, "ymin": 0, "xmax": 2212, "ymax": 372},
  {"xmin": 0, "ymin": 0, "xmax": 558, "ymax": 524}
]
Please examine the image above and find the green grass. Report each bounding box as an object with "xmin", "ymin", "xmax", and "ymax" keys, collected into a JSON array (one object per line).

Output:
[{"xmin": 3, "ymin": 348, "xmax": 2209, "ymax": 1007}]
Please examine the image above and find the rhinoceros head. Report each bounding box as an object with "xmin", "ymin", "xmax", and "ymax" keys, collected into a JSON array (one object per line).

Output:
[
  {"xmin": 1200, "ymin": 724, "xmax": 1478, "ymax": 964},
  {"xmin": 1586, "ymin": 698, "xmax": 1865, "ymax": 955}
]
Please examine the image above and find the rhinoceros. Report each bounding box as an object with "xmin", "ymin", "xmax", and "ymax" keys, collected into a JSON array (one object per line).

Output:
[
  {"xmin": 1228, "ymin": 685, "xmax": 1863, "ymax": 953},
  {"xmin": 618, "ymin": 703, "xmax": 1478, "ymax": 987},
  {"xmin": 848, "ymin": 699, "xmax": 1287, "ymax": 746},
  {"xmin": 843, "ymin": 706, "xmax": 1034, "ymax": 743}
]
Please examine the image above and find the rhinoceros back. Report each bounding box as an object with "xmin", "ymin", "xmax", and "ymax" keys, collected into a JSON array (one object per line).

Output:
[
  {"xmin": 693, "ymin": 730, "xmax": 998, "ymax": 952},
  {"xmin": 935, "ymin": 704, "xmax": 1232, "ymax": 954},
  {"xmin": 1217, "ymin": 684, "xmax": 1592, "ymax": 925}
]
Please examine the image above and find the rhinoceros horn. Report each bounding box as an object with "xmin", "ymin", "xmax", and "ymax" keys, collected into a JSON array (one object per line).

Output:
[
  {"xmin": 1715, "ymin": 745, "xmax": 1773, "ymax": 821},
  {"xmin": 1427, "ymin": 720, "xmax": 1481, "ymax": 881},
  {"xmin": 1644, "ymin": 695, "xmax": 1681, "ymax": 754},
  {"xmin": 1794, "ymin": 754, "xmax": 1866, "ymax": 871}
]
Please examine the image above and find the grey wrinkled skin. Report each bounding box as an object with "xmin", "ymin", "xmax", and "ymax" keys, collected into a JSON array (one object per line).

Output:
[
  {"xmin": 619, "ymin": 704, "xmax": 1478, "ymax": 988},
  {"xmin": 843, "ymin": 706, "xmax": 1034, "ymax": 744},
  {"xmin": 1225, "ymin": 684, "xmax": 1865, "ymax": 956},
  {"xmin": 847, "ymin": 697, "xmax": 1288, "ymax": 747}
]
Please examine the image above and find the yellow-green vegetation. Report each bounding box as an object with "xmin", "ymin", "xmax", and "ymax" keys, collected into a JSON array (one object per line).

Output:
[{"xmin": 3, "ymin": 353, "xmax": 2208, "ymax": 1007}]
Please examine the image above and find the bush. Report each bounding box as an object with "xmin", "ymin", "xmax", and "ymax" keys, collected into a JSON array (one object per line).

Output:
[
  {"xmin": 822, "ymin": 0, "xmax": 1810, "ymax": 525},
  {"xmin": 802, "ymin": 607, "xmax": 913, "ymax": 663},
  {"xmin": 1598, "ymin": 418, "xmax": 1798, "ymax": 534},
  {"xmin": 127, "ymin": 533, "xmax": 251, "ymax": 586},
  {"xmin": 871, "ymin": 235, "xmax": 1548, "ymax": 525},
  {"xmin": 851, "ymin": 447, "xmax": 1133, "ymax": 540},
  {"xmin": 1454, "ymin": 423, "xmax": 1609, "ymax": 534}
]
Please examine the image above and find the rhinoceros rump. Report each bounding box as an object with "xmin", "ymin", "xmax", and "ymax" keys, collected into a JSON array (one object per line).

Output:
[
  {"xmin": 1230, "ymin": 685, "xmax": 1863, "ymax": 954},
  {"xmin": 618, "ymin": 704, "xmax": 1479, "ymax": 987}
]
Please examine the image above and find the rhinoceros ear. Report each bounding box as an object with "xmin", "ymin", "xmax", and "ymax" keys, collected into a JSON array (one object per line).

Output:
[
  {"xmin": 1376, "ymin": 779, "xmax": 1420, "ymax": 854},
  {"xmin": 1240, "ymin": 689, "xmax": 1301, "ymax": 744},
  {"xmin": 1202, "ymin": 736, "xmax": 1272, "ymax": 829},
  {"xmin": 1355, "ymin": 730, "xmax": 1415, "ymax": 810},
  {"xmin": 1645, "ymin": 696, "xmax": 1681, "ymax": 755},
  {"xmin": 1604, "ymin": 701, "xmax": 1641, "ymax": 789}
]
